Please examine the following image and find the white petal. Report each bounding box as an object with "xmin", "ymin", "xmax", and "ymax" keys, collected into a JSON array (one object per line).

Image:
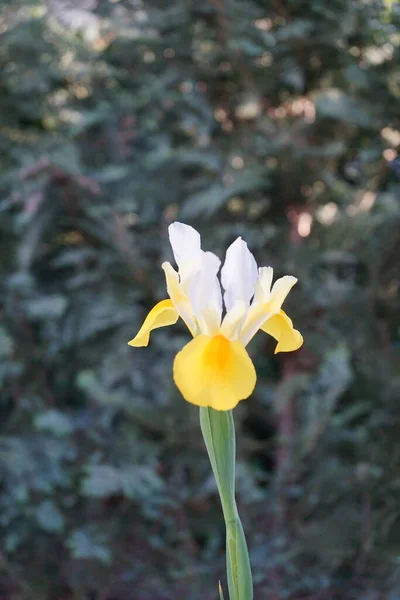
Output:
[
  {"xmin": 268, "ymin": 276, "xmax": 297, "ymax": 313},
  {"xmin": 166, "ymin": 223, "xmax": 224, "ymax": 336},
  {"xmin": 221, "ymin": 300, "xmax": 247, "ymax": 340},
  {"xmin": 188, "ymin": 251, "xmax": 222, "ymax": 336},
  {"xmin": 202, "ymin": 252, "xmax": 223, "ymax": 322},
  {"xmin": 168, "ymin": 222, "xmax": 201, "ymax": 272},
  {"xmin": 253, "ymin": 266, "xmax": 274, "ymax": 305},
  {"xmin": 239, "ymin": 304, "xmax": 274, "ymax": 347},
  {"xmin": 203, "ymin": 251, "xmax": 221, "ymax": 279},
  {"xmin": 221, "ymin": 237, "xmax": 258, "ymax": 312}
]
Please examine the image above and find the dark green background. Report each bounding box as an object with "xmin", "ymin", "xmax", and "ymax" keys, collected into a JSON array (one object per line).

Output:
[{"xmin": 1, "ymin": 0, "xmax": 400, "ymax": 598}]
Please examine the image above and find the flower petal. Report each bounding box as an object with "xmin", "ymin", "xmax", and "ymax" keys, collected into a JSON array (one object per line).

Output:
[
  {"xmin": 168, "ymin": 222, "xmax": 201, "ymax": 265},
  {"xmin": 239, "ymin": 303, "xmax": 274, "ymax": 347},
  {"xmin": 173, "ymin": 334, "xmax": 256, "ymax": 410},
  {"xmin": 168, "ymin": 222, "xmax": 202, "ymax": 284},
  {"xmin": 267, "ymin": 276, "xmax": 298, "ymax": 313},
  {"xmin": 261, "ymin": 310, "xmax": 303, "ymax": 353},
  {"xmin": 167, "ymin": 223, "xmax": 223, "ymax": 336},
  {"xmin": 221, "ymin": 300, "xmax": 247, "ymax": 340},
  {"xmin": 253, "ymin": 266, "xmax": 274, "ymax": 304},
  {"xmin": 189, "ymin": 251, "xmax": 222, "ymax": 336},
  {"xmin": 162, "ymin": 262, "xmax": 197, "ymax": 335},
  {"xmin": 221, "ymin": 237, "xmax": 258, "ymax": 312},
  {"xmin": 128, "ymin": 299, "xmax": 179, "ymax": 347},
  {"xmin": 240, "ymin": 272, "xmax": 299, "ymax": 346}
]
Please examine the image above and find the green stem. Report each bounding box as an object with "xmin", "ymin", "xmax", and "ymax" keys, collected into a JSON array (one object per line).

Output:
[{"xmin": 199, "ymin": 407, "xmax": 253, "ymax": 600}]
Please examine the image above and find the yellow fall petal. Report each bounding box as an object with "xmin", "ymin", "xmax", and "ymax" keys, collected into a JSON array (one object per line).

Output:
[
  {"xmin": 261, "ymin": 310, "xmax": 303, "ymax": 354},
  {"xmin": 173, "ymin": 334, "xmax": 256, "ymax": 411},
  {"xmin": 128, "ymin": 299, "xmax": 179, "ymax": 347}
]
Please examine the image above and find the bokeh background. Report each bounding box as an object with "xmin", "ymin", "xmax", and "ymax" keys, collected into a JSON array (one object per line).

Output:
[{"xmin": 1, "ymin": 0, "xmax": 400, "ymax": 598}]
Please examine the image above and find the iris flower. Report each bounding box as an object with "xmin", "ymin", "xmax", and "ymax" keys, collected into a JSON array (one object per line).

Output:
[{"xmin": 129, "ymin": 222, "xmax": 302, "ymax": 410}]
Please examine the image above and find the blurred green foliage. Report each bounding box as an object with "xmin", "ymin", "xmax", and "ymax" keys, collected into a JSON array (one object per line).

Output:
[{"xmin": 0, "ymin": 0, "xmax": 400, "ymax": 598}]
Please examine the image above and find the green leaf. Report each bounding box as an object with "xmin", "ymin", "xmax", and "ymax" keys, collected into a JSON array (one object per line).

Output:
[
  {"xmin": 93, "ymin": 165, "xmax": 131, "ymax": 183},
  {"xmin": 81, "ymin": 465, "xmax": 121, "ymax": 498},
  {"xmin": 0, "ymin": 326, "xmax": 13, "ymax": 359},
  {"xmin": 67, "ymin": 530, "xmax": 111, "ymax": 564},
  {"xmin": 315, "ymin": 89, "xmax": 373, "ymax": 127},
  {"xmin": 35, "ymin": 410, "xmax": 73, "ymax": 437},
  {"xmin": 82, "ymin": 464, "xmax": 164, "ymax": 500},
  {"xmin": 23, "ymin": 295, "xmax": 68, "ymax": 320},
  {"xmin": 76, "ymin": 370, "xmax": 126, "ymax": 406},
  {"xmin": 298, "ymin": 346, "xmax": 353, "ymax": 456},
  {"xmin": 119, "ymin": 466, "xmax": 164, "ymax": 500},
  {"xmin": 276, "ymin": 19, "xmax": 314, "ymax": 40},
  {"xmin": 35, "ymin": 500, "xmax": 65, "ymax": 533},
  {"xmin": 181, "ymin": 167, "xmax": 270, "ymax": 219}
]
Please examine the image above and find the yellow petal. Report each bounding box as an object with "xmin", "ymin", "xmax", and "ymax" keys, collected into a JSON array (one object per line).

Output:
[
  {"xmin": 128, "ymin": 299, "xmax": 179, "ymax": 347},
  {"xmin": 261, "ymin": 310, "xmax": 303, "ymax": 354},
  {"xmin": 173, "ymin": 334, "xmax": 256, "ymax": 410},
  {"xmin": 267, "ymin": 276, "xmax": 297, "ymax": 313},
  {"xmin": 162, "ymin": 262, "xmax": 196, "ymax": 336},
  {"xmin": 221, "ymin": 300, "xmax": 247, "ymax": 339}
]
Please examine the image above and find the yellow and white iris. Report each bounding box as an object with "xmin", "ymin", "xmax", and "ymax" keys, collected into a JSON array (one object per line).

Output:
[{"xmin": 129, "ymin": 222, "xmax": 303, "ymax": 411}]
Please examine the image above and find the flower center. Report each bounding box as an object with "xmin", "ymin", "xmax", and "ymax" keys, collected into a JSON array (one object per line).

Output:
[{"xmin": 202, "ymin": 334, "xmax": 231, "ymax": 371}]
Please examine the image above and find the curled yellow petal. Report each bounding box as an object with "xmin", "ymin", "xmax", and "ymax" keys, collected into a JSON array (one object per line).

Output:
[
  {"xmin": 173, "ymin": 334, "xmax": 256, "ymax": 410},
  {"xmin": 261, "ymin": 310, "xmax": 303, "ymax": 354},
  {"xmin": 128, "ymin": 299, "xmax": 179, "ymax": 347}
]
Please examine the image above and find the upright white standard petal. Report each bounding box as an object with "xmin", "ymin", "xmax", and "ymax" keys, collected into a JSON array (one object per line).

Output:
[
  {"xmin": 189, "ymin": 250, "xmax": 222, "ymax": 336},
  {"xmin": 168, "ymin": 222, "xmax": 201, "ymax": 264},
  {"xmin": 221, "ymin": 237, "xmax": 258, "ymax": 312},
  {"xmin": 168, "ymin": 222, "xmax": 202, "ymax": 286},
  {"xmin": 166, "ymin": 222, "xmax": 223, "ymax": 337}
]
